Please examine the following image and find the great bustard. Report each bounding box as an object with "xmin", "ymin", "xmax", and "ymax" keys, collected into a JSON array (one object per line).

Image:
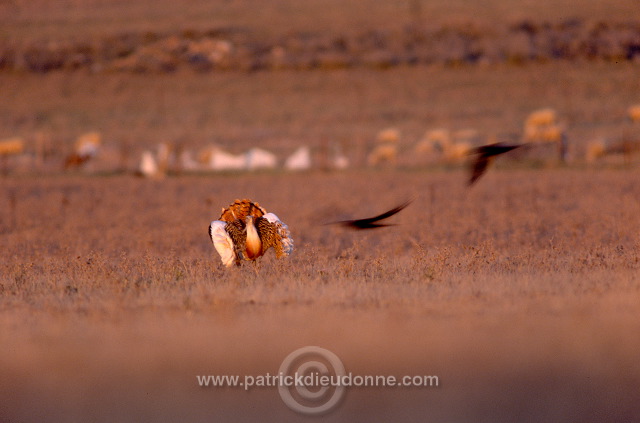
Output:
[{"xmin": 209, "ymin": 199, "xmax": 294, "ymax": 267}]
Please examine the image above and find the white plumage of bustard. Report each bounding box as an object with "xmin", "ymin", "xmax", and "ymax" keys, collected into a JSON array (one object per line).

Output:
[{"xmin": 209, "ymin": 199, "xmax": 294, "ymax": 267}]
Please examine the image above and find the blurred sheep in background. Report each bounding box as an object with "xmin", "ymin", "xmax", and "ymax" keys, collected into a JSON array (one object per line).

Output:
[
  {"xmin": 628, "ymin": 105, "xmax": 640, "ymax": 123},
  {"xmin": 0, "ymin": 137, "xmax": 25, "ymax": 157},
  {"xmin": 367, "ymin": 143, "xmax": 398, "ymax": 166},
  {"xmin": 368, "ymin": 127, "xmax": 400, "ymax": 166},
  {"xmin": 64, "ymin": 131, "xmax": 101, "ymax": 169},
  {"xmin": 0, "ymin": 137, "xmax": 25, "ymax": 175},
  {"xmin": 375, "ymin": 127, "xmax": 401, "ymax": 144},
  {"xmin": 522, "ymin": 108, "xmax": 567, "ymax": 162},
  {"xmin": 136, "ymin": 150, "xmax": 162, "ymax": 178},
  {"xmin": 246, "ymin": 147, "xmax": 278, "ymax": 171},
  {"xmin": 284, "ymin": 146, "xmax": 312, "ymax": 171},
  {"xmin": 443, "ymin": 129, "xmax": 480, "ymax": 163},
  {"xmin": 330, "ymin": 143, "xmax": 350, "ymax": 170},
  {"xmin": 413, "ymin": 128, "xmax": 480, "ymax": 164},
  {"xmin": 199, "ymin": 145, "xmax": 247, "ymax": 171},
  {"xmin": 414, "ymin": 128, "xmax": 450, "ymax": 156},
  {"xmin": 585, "ymin": 137, "xmax": 640, "ymax": 165}
]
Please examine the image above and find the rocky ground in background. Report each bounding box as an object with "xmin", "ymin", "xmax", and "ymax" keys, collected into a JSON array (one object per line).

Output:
[{"xmin": 2, "ymin": 19, "xmax": 640, "ymax": 73}]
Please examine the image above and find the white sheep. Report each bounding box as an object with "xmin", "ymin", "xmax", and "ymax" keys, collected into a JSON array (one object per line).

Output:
[
  {"xmin": 414, "ymin": 129, "xmax": 451, "ymax": 155},
  {"xmin": 136, "ymin": 150, "xmax": 162, "ymax": 178},
  {"xmin": 525, "ymin": 108, "xmax": 557, "ymax": 129},
  {"xmin": 75, "ymin": 131, "xmax": 101, "ymax": 157},
  {"xmin": 367, "ymin": 143, "xmax": 398, "ymax": 166},
  {"xmin": 246, "ymin": 147, "xmax": 278, "ymax": 171},
  {"xmin": 523, "ymin": 109, "xmax": 564, "ymax": 143},
  {"xmin": 199, "ymin": 146, "xmax": 247, "ymax": 171},
  {"xmin": 376, "ymin": 127, "xmax": 401, "ymax": 144},
  {"xmin": 284, "ymin": 146, "xmax": 312, "ymax": 171},
  {"xmin": 585, "ymin": 138, "xmax": 638, "ymax": 164},
  {"xmin": 65, "ymin": 131, "xmax": 102, "ymax": 169},
  {"xmin": 522, "ymin": 108, "xmax": 567, "ymax": 162},
  {"xmin": 331, "ymin": 143, "xmax": 349, "ymax": 170}
]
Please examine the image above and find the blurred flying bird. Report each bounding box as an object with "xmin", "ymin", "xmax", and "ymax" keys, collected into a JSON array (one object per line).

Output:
[
  {"xmin": 468, "ymin": 142, "xmax": 523, "ymax": 186},
  {"xmin": 209, "ymin": 199, "xmax": 293, "ymax": 267},
  {"xmin": 328, "ymin": 199, "xmax": 412, "ymax": 230}
]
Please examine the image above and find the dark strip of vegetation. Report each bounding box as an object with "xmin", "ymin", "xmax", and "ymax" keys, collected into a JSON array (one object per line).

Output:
[{"xmin": 1, "ymin": 19, "xmax": 639, "ymax": 73}]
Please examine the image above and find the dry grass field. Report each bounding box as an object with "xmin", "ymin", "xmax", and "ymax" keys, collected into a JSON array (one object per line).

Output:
[
  {"xmin": 2, "ymin": 1, "xmax": 640, "ymax": 422},
  {"xmin": 2, "ymin": 170, "xmax": 640, "ymax": 422}
]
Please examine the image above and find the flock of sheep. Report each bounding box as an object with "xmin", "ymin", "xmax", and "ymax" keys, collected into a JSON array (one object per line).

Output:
[
  {"xmin": 1, "ymin": 105, "xmax": 639, "ymax": 177},
  {"xmin": 366, "ymin": 105, "xmax": 638, "ymax": 167},
  {"xmin": 134, "ymin": 142, "xmax": 351, "ymax": 178}
]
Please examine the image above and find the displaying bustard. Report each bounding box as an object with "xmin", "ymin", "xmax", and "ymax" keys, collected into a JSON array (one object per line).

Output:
[{"xmin": 209, "ymin": 199, "xmax": 294, "ymax": 267}]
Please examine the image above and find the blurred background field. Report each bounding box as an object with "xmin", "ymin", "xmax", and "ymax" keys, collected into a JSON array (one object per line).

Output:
[
  {"xmin": 2, "ymin": 0, "xmax": 640, "ymax": 41},
  {"xmin": 1, "ymin": 1, "xmax": 640, "ymax": 422},
  {"xmin": 2, "ymin": 0, "xmax": 640, "ymax": 171},
  {"xmin": 1, "ymin": 63, "xmax": 638, "ymax": 152}
]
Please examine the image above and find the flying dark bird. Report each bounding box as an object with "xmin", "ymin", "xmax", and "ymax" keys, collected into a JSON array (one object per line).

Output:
[
  {"xmin": 328, "ymin": 200, "xmax": 412, "ymax": 230},
  {"xmin": 468, "ymin": 142, "xmax": 523, "ymax": 186}
]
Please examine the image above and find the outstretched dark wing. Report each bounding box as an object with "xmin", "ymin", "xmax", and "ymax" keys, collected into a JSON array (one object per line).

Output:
[
  {"xmin": 468, "ymin": 143, "xmax": 522, "ymax": 186},
  {"xmin": 469, "ymin": 155, "xmax": 491, "ymax": 186},
  {"xmin": 329, "ymin": 200, "xmax": 412, "ymax": 230}
]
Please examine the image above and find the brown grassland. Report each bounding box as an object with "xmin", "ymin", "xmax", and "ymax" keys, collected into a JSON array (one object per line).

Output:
[
  {"xmin": 3, "ymin": 0, "xmax": 639, "ymax": 42},
  {"xmin": 2, "ymin": 1, "xmax": 640, "ymax": 422}
]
